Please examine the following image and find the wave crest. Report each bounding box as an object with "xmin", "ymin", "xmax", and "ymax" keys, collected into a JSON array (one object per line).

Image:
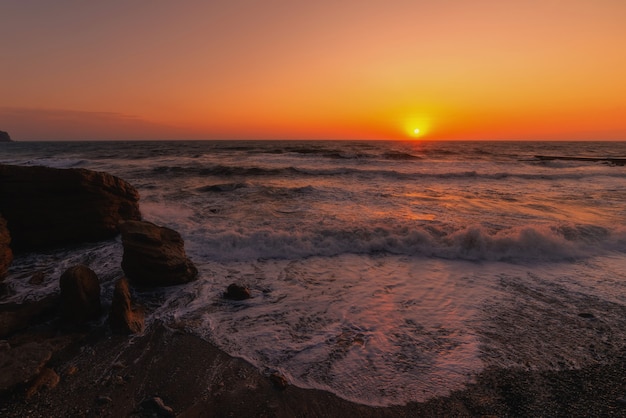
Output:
[{"xmin": 186, "ymin": 222, "xmax": 624, "ymax": 263}]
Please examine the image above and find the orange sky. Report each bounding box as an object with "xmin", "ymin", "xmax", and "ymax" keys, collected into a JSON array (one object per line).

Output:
[{"xmin": 1, "ymin": 1, "xmax": 625, "ymax": 141}]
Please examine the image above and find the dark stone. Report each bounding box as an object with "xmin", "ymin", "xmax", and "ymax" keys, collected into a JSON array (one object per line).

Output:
[
  {"xmin": 120, "ymin": 220, "xmax": 197, "ymax": 287},
  {"xmin": 109, "ymin": 277, "xmax": 145, "ymax": 334},
  {"xmin": 59, "ymin": 265, "xmax": 101, "ymax": 322},
  {"xmin": 0, "ymin": 131, "xmax": 11, "ymax": 142},
  {"xmin": 0, "ymin": 215, "xmax": 12, "ymax": 279},
  {"xmin": 0, "ymin": 164, "xmax": 141, "ymax": 252},
  {"xmin": 578, "ymin": 313, "xmax": 595, "ymax": 319},
  {"xmin": 224, "ymin": 283, "xmax": 251, "ymax": 301},
  {"xmin": 29, "ymin": 271, "xmax": 46, "ymax": 285},
  {"xmin": 270, "ymin": 372, "xmax": 289, "ymax": 390}
]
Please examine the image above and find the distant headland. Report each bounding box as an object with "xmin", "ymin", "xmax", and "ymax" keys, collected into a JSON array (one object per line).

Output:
[{"xmin": 0, "ymin": 131, "xmax": 12, "ymax": 142}]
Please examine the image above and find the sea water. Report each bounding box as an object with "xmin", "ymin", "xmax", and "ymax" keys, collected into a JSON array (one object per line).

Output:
[{"xmin": 2, "ymin": 140, "xmax": 626, "ymax": 405}]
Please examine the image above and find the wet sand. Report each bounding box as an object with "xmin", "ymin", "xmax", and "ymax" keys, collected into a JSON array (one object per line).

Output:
[{"xmin": 2, "ymin": 323, "xmax": 626, "ymax": 417}]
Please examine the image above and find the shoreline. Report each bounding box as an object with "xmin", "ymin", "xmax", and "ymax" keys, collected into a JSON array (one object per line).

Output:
[
  {"xmin": 2, "ymin": 321, "xmax": 626, "ymax": 417},
  {"xmin": 3, "ymin": 162, "xmax": 626, "ymax": 416}
]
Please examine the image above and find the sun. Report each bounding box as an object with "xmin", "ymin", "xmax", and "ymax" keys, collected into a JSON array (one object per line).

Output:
[
  {"xmin": 409, "ymin": 127, "xmax": 423, "ymax": 139},
  {"xmin": 402, "ymin": 114, "xmax": 432, "ymax": 139}
]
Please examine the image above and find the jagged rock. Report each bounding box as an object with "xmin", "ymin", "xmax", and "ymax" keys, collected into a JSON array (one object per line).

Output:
[
  {"xmin": 270, "ymin": 372, "xmax": 289, "ymax": 390},
  {"xmin": 0, "ymin": 215, "xmax": 12, "ymax": 279},
  {"xmin": 120, "ymin": 220, "xmax": 197, "ymax": 286},
  {"xmin": 0, "ymin": 164, "xmax": 141, "ymax": 251},
  {"xmin": 224, "ymin": 283, "xmax": 251, "ymax": 300},
  {"xmin": 59, "ymin": 265, "xmax": 101, "ymax": 322},
  {"xmin": 0, "ymin": 295, "xmax": 59, "ymax": 338},
  {"xmin": 0, "ymin": 131, "xmax": 11, "ymax": 142},
  {"xmin": 109, "ymin": 277, "xmax": 145, "ymax": 334},
  {"xmin": 26, "ymin": 367, "xmax": 60, "ymax": 398},
  {"xmin": 0, "ymin": 342, "xmax": 52, "ymax": 392}
]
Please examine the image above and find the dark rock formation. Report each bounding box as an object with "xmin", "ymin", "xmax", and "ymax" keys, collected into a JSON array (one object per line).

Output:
[
  {"xmin": 109, "ymin": 277, "xmax": 145, "ymax": 334},
  {"xmin": 0, "ymin": 295, "xmax": 59, "ymax": 338},
  {"xmin": 0, "ymin": 131, "xmax": 11, "ymax": 142},
  {"xmin": 270, "ymin": 372, "xmax": 289, "ymax": 390},
  {"xmin": 59, "ymin": 265, "xmax": 101, "ymax": 322},
  {"xmin": 26, "ymin": 367, "xmax": 60, "ymax": 398},
  {"xmin": 224, "ymin": 283, "xmax": 251, "ymax": 300},
  {"xmin": 0, "ymin": 164, "xmax": 141, "ymax": 251},
  {"xmin": 120, "ymin": 220, "xmax": 197, "ymax": 286},
  {"xmin": 0, "ymin": 215, "xmax": 12, "ymax": 279},
  {"xmin": 0, "ymin": 342, "xmax": 52, "ymax": 392}
]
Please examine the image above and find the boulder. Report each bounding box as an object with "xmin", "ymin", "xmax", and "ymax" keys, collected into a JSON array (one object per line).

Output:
[
  {"xmin": 109, "ymin": 277, "xmax": 145, "ymax": 334},
  {"xmin": 224, "ymin": 283, "xmax": 251, "ymax": 301},
  {"xmin": 0, "ymin": 131, "xmax": 11, "ymax": 142},
  {"xmin": 0, "ymin": 215, "xmax": 12, "ymax": 279},
  {"xmin": 120, "ymin": 220, "xmax": 197, "ymax": 286},
  {"xmin": 59, "ymin": 265, "xmax": 101, "ymax": 322},
  {"xmin": 0, "ymin": 164, "xmax": 141, "ymax": 251}
]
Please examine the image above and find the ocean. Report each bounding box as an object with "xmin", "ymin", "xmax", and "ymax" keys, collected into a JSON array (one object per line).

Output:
[{"xmin": 2, "ymin": 140, "xmax": 626, "ymax": 406}]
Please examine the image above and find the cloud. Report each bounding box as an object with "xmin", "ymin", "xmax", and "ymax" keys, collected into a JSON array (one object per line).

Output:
[{"xmin": 0, "ymin": 107, "xmax": 194, "ymax": 141}]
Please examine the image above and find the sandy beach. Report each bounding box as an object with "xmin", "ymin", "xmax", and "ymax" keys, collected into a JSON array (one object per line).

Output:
[{"xmin": 1, "ymin": 320, "xmax": 626, "ymax": 417}]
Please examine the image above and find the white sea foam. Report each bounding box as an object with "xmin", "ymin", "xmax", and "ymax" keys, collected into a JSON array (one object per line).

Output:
[{"xmin": 160, "ymin": 218, "xmax": 626, "ymax": 263}]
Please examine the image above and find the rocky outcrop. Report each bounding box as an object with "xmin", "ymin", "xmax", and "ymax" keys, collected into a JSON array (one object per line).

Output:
[
  {"xmin": 109, "ymin": 277, "xmax": 145, "ymax": 334},
  {"xmin": 0, "ymin": 215, "xmax": 12, "ymax": 279},
  {"xmin": 0, "ymin": 342, "xmax": 52, "ymax": 392},
  {"xmin": 120, "ymin": 220, "xmax": 197, "ymax": 286},
  {"xmin": 0, "ymin": 164, "xmax": 141, "ymax": 251},
  {"xmin": 0, "ymin": 131, "xmax": 11, "ymax": 142},
  {"xmin": 0, "ymin": 295, "xmax": 59, "ymax": 338},
  {"xmin": 59, "ymin": 265, "xmax": 101, "ymax": 322},
  {"xmin": 26, "ymin": 367, "xmax": 60, "ymax": 398}
]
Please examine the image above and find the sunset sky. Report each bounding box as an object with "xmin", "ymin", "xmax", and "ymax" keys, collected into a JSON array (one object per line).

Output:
[{"xmin": 1, "ymin": 1, "xmax": 625, "ymax": 141}]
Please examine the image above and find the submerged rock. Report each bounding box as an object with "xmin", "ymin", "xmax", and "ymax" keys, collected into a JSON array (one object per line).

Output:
[
  {"xmin": 29, "ymin": 271, "xmax": 46, "ymax": 285},
  {"xmin": 59, "ymin": 265, "xmax": 101, "ymax": 322},
  {"xmin": 0, "ymin": 164, "xmax": 141, "ymax": 251},
  {"xmin": 120, "ymin": 220, "xmax": 197, "ymax": 287},
  {"xmin": 0, "ymin": 215, "xmax": 12, "ymax": 279},
  {"xmin": 109, "ymin": 277, "xmax": 145, "ymax": 334},
  {"xmin": 224, "ymin": 283, "xmax": 251, "ymax": 300}
]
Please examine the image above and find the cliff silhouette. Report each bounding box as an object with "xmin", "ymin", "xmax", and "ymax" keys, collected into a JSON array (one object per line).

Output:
[{"xmin": 0, "ymin": 131, "xmax": 12, "ymax": 142}]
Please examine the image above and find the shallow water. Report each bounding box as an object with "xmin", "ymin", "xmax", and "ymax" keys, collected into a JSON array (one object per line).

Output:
[{"xmin": 3, "ymin": 140, "xmax": 626, "ymax": 405}]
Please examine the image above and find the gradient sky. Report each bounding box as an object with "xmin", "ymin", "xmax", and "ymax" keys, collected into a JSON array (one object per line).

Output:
[{"xmin": 1, "ymin": 1, "xmax": 625, "ymax": 140}]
